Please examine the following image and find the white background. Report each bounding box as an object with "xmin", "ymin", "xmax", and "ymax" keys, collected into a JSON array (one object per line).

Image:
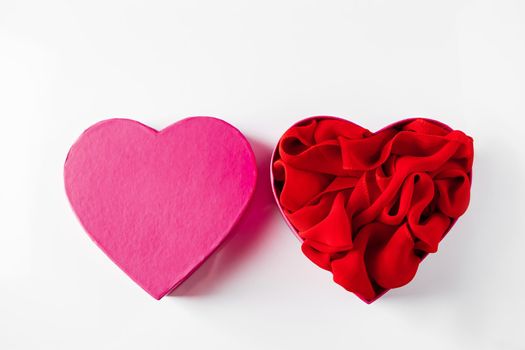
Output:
[{"xmin": 1, "ymin": 1, "xmax": 524, "ymax": 349}]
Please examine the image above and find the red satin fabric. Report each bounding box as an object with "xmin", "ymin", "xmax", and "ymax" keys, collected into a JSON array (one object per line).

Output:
[{"xmin": 273, "ymin": 117, "xmax": 474, "ymax": 302}]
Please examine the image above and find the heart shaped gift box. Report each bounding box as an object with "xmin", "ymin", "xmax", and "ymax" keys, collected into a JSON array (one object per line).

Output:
[
  {"xmin": 64, "ymin": 117, "xmax": 257, "ymax": 299},
  {"xmin": 271, "ymin": 117, "xmax": 473, "ymax": 303}
]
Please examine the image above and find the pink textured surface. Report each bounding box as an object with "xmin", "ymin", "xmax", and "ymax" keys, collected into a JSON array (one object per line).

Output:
[{"xmin": 64, "ymin": 117, "xmax": 257, "ymax": 299}]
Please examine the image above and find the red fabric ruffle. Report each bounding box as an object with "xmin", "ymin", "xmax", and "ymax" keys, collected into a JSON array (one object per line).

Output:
[{"xmin": 272, "ymin": 117, "xmax": 473, "ymax": 302}]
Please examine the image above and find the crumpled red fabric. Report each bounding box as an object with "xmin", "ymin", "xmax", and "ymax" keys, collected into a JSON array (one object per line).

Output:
[{"xmin": 272, "ymin": 117, "xmax": 474, "ymax": 302}]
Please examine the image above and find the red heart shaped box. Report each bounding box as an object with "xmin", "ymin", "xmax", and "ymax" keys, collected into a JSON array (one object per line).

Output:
[{"xmin": 271, "ymin": 117, "xmax": 473, "ymax": 303}]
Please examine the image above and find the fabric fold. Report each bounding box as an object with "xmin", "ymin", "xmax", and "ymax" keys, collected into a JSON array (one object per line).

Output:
[{"xmin": 273, "ymin": 117, "xmax": 473, "ymax": 302}]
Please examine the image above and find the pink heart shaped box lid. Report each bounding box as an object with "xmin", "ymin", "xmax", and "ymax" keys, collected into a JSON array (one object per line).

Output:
[{"xmin": 64, "ymin": 117, "xmax": 257, "ymax": 299}]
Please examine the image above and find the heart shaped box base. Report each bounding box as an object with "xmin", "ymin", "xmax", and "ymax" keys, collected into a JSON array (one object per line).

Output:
[
  {"xmin": 65, "ymin": 117, "xmax": 257, "ymax": 299},
  {"xmin": 271, "ymin": 117, "xmax": 473, "ymax": 303}
]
